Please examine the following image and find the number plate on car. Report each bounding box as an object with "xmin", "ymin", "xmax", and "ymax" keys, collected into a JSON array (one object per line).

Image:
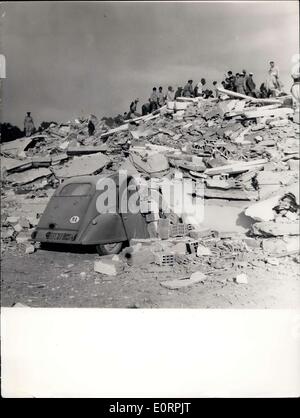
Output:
[{"xmin": 45, "ymin": 232, "xmax": 77, "ymax": 241}]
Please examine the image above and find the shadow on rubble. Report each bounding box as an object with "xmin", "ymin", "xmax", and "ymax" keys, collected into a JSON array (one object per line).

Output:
[
  {"xmin": 40, "ymin": 242, "xmax": 97, "ymax": 254},
  {"xmin": 235, "ymin": 211, "xmax": 256, "ymax": 230}
]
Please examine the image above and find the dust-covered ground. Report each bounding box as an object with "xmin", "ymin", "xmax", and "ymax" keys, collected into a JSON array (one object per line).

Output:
[
  {"xmin": 1, "ymin": 195, "xmax": 300, "ymax": 309},
  {"xmin": 2, "ymin": 242, "xmax": 300, "ymax": 309}
]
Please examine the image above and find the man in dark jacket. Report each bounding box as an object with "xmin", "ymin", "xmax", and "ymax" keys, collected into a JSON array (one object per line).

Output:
[
  {"xmin": 182, "ymin": 80, "xmax": 194, "ymax": 97},
  {"xmin": 142, "ymin": 99, "xmax": 152, "ymax": 116},
  {"xmin": 245, "ymin": 72, "xmax": 257, "ymax": 97},
  {"xmin": 174, "ymin": 86, "xmax": 183, "ymax": 100},
  {"xmin": 149, "ymin": 88, "xmax": 159, "ymax": 112},
  {"xmin": 227, "ymin": 71, "xmax": 236, "ymax": 91},
  {"xmin": 157, "ymin": 86, "xmax": 165, "ymax": 107}
]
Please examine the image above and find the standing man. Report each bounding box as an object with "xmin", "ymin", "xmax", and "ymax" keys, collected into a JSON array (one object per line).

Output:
[
  {"xmin": 234, "ymin": 73, "xmax": 246, "ymax": 94},
  {"xmin": 260, "ymin": 82, "xmax": 268, "ymax": 98},
  {"xmin": 212, "ymin": 81, "xmax": 219, "ymax": 98},
  {"xmin": 174, "ymin": 86, "xmax": 183, "ymax": 100},
  {"xmin": 227, "ymin": 71, "xmax": 235, "ymax": 91},
  {"xmin": 224, "ymin": 78, "xmax": 231, "ymax": 90},
  {"xmin": 157, "ymin": 86, "xmax": 165, "ymax": 107},
  {"xmin": 183, "ymin": 79, "xmax": 194, "ymax": 97},
  {"xmin": 142, "ymin": 99, "xmax": 152, "ymax": 116},
  {"xmin": 196, "ymin": 78, "xmax": 206, "ymax": 97},
  {"xmin": 24, "ymin": 112, "xmax": 35, "ymax": 137},
  {"xmin": 149, "ymin": 87, "xmax": 159, "ymax": 112},
  {"xmin": 268, "ymin": 61, "xmax": 281, "ymax": 90},
  {"xmin": 129, "ymin": 99, "xmax": 140, "ymax": 118},
  {"xmin": 88, "ymin": 114, "xmax": 96, "ymax": 136},
  {"xmin": 241, "ymin": 70, "xmax": 247, "ymax": 93},
  {"xmin": 245, "ymin": 72, "xmax": 257, "ymax": 97},
  {"xmin": 166, "ymin": 86, "xmax": 174, "ymax": 101}
]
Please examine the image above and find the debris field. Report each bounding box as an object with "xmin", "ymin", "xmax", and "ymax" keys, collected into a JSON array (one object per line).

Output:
[{"xmin": 1, "ymin": 88, "xmax": 299, "ymax": 308}]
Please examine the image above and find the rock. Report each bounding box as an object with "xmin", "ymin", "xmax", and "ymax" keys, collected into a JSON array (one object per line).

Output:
[
  {"xmin": 25, "ymin": 244, "xmax": 36, "ymax": 254},
  {"xmin": 266, "ymin": 257, "xmax": 280, "ymax": 266},
  {"xmin": 6, "ymin": 216, "xmax": 20, "ymax": 225},
  {"xmin": 60, "ymin": 273, "xmax": 69, "ymax": 278},
  {"xmin": 19, "ymin": 217, "xmax": 30, "ymax": 229},
  {"xmin": 12, "ymin": 302, "xmax": 30, "ymax": 308},
  {"xmin": 190, "ymin": 271, "xmax": 207, "ymax": 282},
  {"xmin": 256, "ymin": 171, "xmax": 298, "ymax": 189},
  {"xmin": 129, "ymin": 238, "xmax": 161, "ymax": 248},
  {"xmin": 243, "ymin": 238, "xmax": 262, "ymax": 249},
  {"xmin": 160, "ymin": 271, "xmax": 206, "ymax": 289},
  {"xmin": 53, "ymin": 153, "xmax": 111, "ymax": 178},
  {"xmin": 14, "ymin": 224, "xmax": 23, "ymax": 233},
  {"xmin": 293, "ymin": 255, "xmax": 300, "ymax": 263},
  {"xmin": 262, "ymin": 236, "xmax": 299, "ymax": 255},
  {"xmin": 285, "ymin": 211, "xmax": 298, "ymax": 221},
  {"xmin": 94, "ymin": 257, "xmax": 120, "ymax": 276},
  {"xmin": 189, "ymin": 229, "xmax": 217, "ymax": 239},
  {"xmin": 123, "ymin": 248, "xmax": 155, "ymax": 266},
  {"xmin": 210, "ymin": 260, "xmax": 225, "ymax": 269},
  {"xmin": 245, "ymin": 196, "xmax": 281, "ymax": 222},
  {"xmin": 59, "ymin": 140, "xmax": 70, "ymax": 150},
  {"xmin": 252, "ymin": 221, "xmax": 299, "ymax": 237},
  {"xmin": 112, "ymin": 255, "xmax": 120, "ymax": 262},
  {"xmin": 173, "ymin": 242, "xmax": 187, "ymax": 255},
  {"xmin": 288, "ymin": 160, "xmax": 299, "ymax": 171},
  {"xmin": 234, "ymin": 273, "xmax": 248, "ymax": 284},
  {"xmin": 2, "ymin": 228, "xmax": 15, "ymax": 240},
  {"xmin": 196, "ymin": 244, "xmax": 211, "ymax": 256},
  {"xmin": 16, "ymin": 232, "xmax": 31, "ymax": 244},
  {"xmin": 26, "ymin": 216, "xmax": 39, "ymax": 227},
  {"xmin": 8, "ymin": 167, "xmax": 52, "ymax": 185},
  {"xmin": 157, "ymin": 218, "xmax": 170, "ymax": 239}
]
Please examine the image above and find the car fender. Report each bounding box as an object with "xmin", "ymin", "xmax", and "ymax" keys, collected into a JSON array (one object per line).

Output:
[{"xmin": 80, "ymin": 213, "xmax": 128, "ymax": 245}]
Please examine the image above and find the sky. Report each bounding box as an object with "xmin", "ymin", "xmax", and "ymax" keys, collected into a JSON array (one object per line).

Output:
[{"xmin": 1, "ymin": 1, "xmax": 299, "ymax": 127}]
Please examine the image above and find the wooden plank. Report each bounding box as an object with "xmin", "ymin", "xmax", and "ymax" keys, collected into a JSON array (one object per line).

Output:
[
  {"xmin": 204, "ymin": 159, "xmax": 267, "ymax": 176},
  {"xmin": 7, "ymin": 168, "xmax": 52, "ymax": 185},
  {"xmin": 169, "ymin": 159, "xmax": 206, "ymax": 172},
  {"xmin": 227, "ymin": 103, "xmax": 281, "ymax": 117},
  {"xmin": 243, "ymin": 107, "xmax": 294, "ymax": 119},
  {"xmin": 216, "ymin": 87, "xmax": 282, "ymax": 105},
  {"xmin": 67, "ymin": 145, "xmax": 108, "ymax": 155},
  {"xmin": 124, "ymin": 107, "xmax": 166, "ymax": 123},
  {"xmin": 204, "ymin": 188, "xmax": 257, "ymax": 200},
  {"xmin": 100, "ymin": 124, "xmax": 129, "ymax": 139},
  {"xmin": 176, "ymin": 97, "xmax": 199, "ymax": 103}
]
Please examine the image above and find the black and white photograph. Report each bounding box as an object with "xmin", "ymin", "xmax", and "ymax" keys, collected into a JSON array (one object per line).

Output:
[{"xmin": 1, "ymin": 0, "xmax": 299, "ymax": 398}]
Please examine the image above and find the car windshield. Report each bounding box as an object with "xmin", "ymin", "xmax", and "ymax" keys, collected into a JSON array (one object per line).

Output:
[{"xmin": 59, "ymin": 183, "xmax": 92, "ymax": 196}]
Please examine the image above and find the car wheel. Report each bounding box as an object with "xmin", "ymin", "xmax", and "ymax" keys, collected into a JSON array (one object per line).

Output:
[{"xmin": 96, "ymin": 242, "xmax": 123, "ymax": 256}]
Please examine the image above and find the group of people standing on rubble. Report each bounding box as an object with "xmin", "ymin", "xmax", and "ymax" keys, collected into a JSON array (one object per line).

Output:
[
  {"xmin": 23, "ymin": 61, "xmax": 288, "ymax": 136},
  {"xmin": 125, "ymin": 60, "xmax": 285, "ymax": 119},
  {"xmin": 220, "ymin": 61, "xmax": 283, "ymax": 99},
  {"xmin": 128, "ymin": 81, "xmax": 218, "ymax": 118}
]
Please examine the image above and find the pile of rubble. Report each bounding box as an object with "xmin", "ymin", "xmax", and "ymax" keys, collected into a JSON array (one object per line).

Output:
[{"xmin": 1, "ymin": 87, "xmax": 299, "ymax": 286}]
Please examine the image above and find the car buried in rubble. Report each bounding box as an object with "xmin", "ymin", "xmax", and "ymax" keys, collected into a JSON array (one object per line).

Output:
[{"xmin": 31, "ymin": 173, "xmax": 150, "ymax": 255}]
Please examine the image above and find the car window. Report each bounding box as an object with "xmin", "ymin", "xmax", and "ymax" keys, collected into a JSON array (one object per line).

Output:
[{"xmin": 60, "ymin": 183, "xmax": 92, "ymax": 196}]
